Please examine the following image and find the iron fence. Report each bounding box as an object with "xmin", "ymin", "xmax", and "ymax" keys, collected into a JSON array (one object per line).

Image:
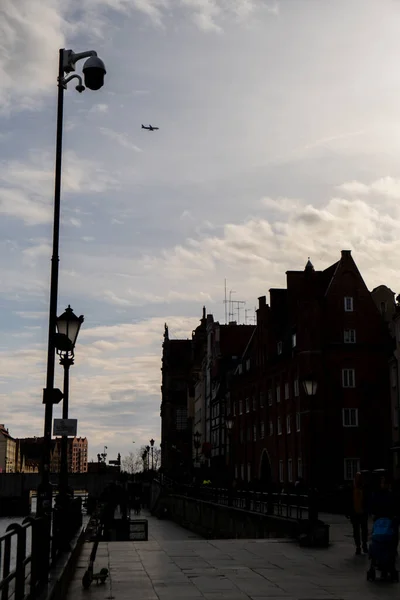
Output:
[
  {"xmin": 0, "ymin": 497, "xmax": 83, "ymax": 600},
  {"xmin": 158, "ymin": 476, "xmax": 312, "ymax": 521}
]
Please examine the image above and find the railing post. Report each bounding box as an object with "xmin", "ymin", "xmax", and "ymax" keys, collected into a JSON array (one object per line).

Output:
[
  {"xmin": 6, "ymin": 524, "xmax": 26, "ymax": 600},
  {"xmin": 23, "ymin": 517, "xmax": 38, "ymax": 596},
  {"xmin": 1, "ymin": 531, "xmax": 12, "ymax": 600}
]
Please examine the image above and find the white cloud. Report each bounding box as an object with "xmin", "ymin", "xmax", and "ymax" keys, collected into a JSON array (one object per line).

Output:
[
  {"xmin": 89, "ymin": 103, "xmax": 109, "ymax": 114},
  {"xmin": 0, "ymin": 150, "xmax": 118, "ymax": 225},
  {"xmin": 338, "ymin": 177, "xmax": 400, "ymax": 199},
  {"xmin": 0, "ymin": 0, "xmax": 65, "ymax": 111},
  {"xmin": 99, "ymin": 128, "xmax": 142, "ymax": 152}
]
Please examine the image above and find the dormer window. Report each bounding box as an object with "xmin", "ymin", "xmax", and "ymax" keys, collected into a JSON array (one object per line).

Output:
[
  {"xmin": 344, "ymin": 297, "xmax": 353, "ymax": 312},
  {"xmin": 277, "ymin": 341, "xmax": 283, "ymax": 355}
]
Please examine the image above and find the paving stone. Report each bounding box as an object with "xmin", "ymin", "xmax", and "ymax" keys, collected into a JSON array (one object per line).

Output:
[{"xmin": 65, "ymin": 510, "xmax": 400, "ymax": 600}]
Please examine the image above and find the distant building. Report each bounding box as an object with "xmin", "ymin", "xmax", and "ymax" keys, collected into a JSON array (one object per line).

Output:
[
  {"xmin": 51, "ymin": 437, "xmax": 88, "ymax": 473},
  {"xmin": 0, "ymin": 425, "xmax": 17, "ymax": 472},
  {"xmin": 15, "ymin": 435, "xmax": 88, "ymax": 474}
]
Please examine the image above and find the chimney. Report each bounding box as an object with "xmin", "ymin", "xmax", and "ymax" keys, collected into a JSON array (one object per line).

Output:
[
  {"xmin": 341, "ymin": 250, "xmax": 352, "ymax": 259},
  {"xmin": 258, "ymin": 296, "xmax": 266, "ymax": 308}
]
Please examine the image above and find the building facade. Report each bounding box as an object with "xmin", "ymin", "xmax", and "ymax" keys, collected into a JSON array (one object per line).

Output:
[
  {"xmin": 51, "ymin": 437, "xmax": 88, "ymax": 473},
  {"xmin": 160, "ymin": 324, "xmax": 193, "ymax": 474},
  {"xmin": 229, "ymin": 251, "xmax": 393, "ymax": 491},
  {"xmin": 0, "ymin": 425, "xmax": 17, "ymax": 472}
]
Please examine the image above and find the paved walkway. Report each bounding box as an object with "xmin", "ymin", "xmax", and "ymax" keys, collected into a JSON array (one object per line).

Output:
[{"xmin": 66, "ymin": 511, "xmax": 399, "ymax": 600}]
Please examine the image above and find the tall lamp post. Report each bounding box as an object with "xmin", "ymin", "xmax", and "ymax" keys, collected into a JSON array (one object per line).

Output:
[
  {"xmin": 225, "ymin": 418, "xmax": 234, "ymax": 479},
  {"xmin": 39, "ymin": 48, "xmax": 106, "ymax": 519},
  {"xmin": 55, "ymin": 305, "xmax": 84, "ymax": 499},
  {"xmin": 146, "ymin": 445, "xmax": 151, "ymax": 471},
  {"xmin": 150, "ymin": 439, "xmax": 155, "ymax": 470},
  {"xmin": 302, "ymin": 376, "xmax": 318, "ymax": 523}
]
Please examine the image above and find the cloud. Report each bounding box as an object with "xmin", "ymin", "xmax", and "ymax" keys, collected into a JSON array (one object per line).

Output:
[
  {"xmin": 0, "ymin": 0, "xmax": 65, "ymax": 111},
  {"xmin": 88, "ymin": 103, "xmax": 109, "ymax": 114},
  {"xmin": 99, "ymin": 128, "xmax": 142, "ymax": 152},
  {"xmin": 0, "ymin": 150, "xmax": 118, "ymax": 225},
  {"xmin": 338, "ymin": 177, "xmax": 400, "ymax": 199}
]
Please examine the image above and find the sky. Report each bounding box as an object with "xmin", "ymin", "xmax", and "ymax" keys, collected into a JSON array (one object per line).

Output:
[{"xmin": 2, "ymin": 0, "xmax": 400, "ymax": 463}]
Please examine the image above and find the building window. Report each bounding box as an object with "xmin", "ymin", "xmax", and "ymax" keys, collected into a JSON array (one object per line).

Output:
[
  {"xmin": 277, "ymin": 417, "xmax": 282, "ymax": 435},
  {"xmin": 284, "ymin": 382, "xmax": 289, "ymax": 400},
  {"xmin": 247, "ymin": 463, "xmax": 251, "ymax": 482},
  {"xmin": 253, "ymin": 425, "xmax": 257, "ymax": 442},
  {"xmin": 294, "ymin": 379, "xmax": 299, "ymax": 397},
  {"xmin": 252, "ymin": 396, "xmax": 257, "ymax": 411},
  {"xmin": 245, "ymin": 398, "xmax": 250, "ymax": 413},
  {"xmin": 260, "ymin": 392, "xmax": 265, "ymax": 408},
  {"xmin": 279, "ymin": 460, "xmax": 284, "ymax": 482},
  {"xmin": 240, "ymin": 429, "xmax": 244, "ymax": 443},
  {"xmin": 342, "ymin": 368, "xmax": 355, "ymax": 388},
  {"xmin": 288, "ymin": 459, "xmax": 293, "ymax": 483},
  {"xmin": 269, "ymin": 421, "xmax": 273, "ymax": 436},
  {"xmin": 268, "ymin": 390, "xmax": 273, "ymax": 406},
  {"xmin": 292, "ymin": 333, "xmax": 297, "ymax": 348},
  {"xmin": 247, "ymin": 426, "xmax": 251, "ymax": 441},
  {"xmin": 233, "ymin": 402, "xmax": 236, "ymax": 416},
  {"xmin": 296, "ymin": 412, "xmax": 301, "ymax": 431},
  {"xmin": 246, "ymin": 359, "xmax": 251, "ymax": 371},
  {"xmin": 344, "ymin": 296, "xmax": 354, "ymax": 312},
  {"xmin": 344, "ymin": 329, "xmax": 356, "ymax": 343},
  {"xmin": 176, "ymin": 408, "xmax": 187, "ymax": 430},
  {"xmin": 260, "ymin": 421, "xmax": 265, "ymax": 439},
  {"xmin": 240, "ymin": 464, "xmax": 244, "ymax": 480},
  {"xmin": 286, "ymin": 415, "xmax": 291, "ymax": 434},
  {"xmin": 344, "ymin": 458, "xmax": 360, "ymax": 481},
  {"xmin": 276, "ymin": 387, "xmax": 281, "ymax": 403},
  {"xmin": 239, "ymin": 399, "xmax": 243, "ymax": 414},
  {"xmin": 342, "ymin": 408, "xmax": 358, "ymax": 427},
  {"xmin": 297, "ymin": 457, "xmax": 303, "ymax": 478},
  {"xmin": 234, "ymin": 465, "xmax": 238, "ymax": 479},
  {"xmin": 277, "ymin": 341, "xmax": 283, "ymax": 355}
]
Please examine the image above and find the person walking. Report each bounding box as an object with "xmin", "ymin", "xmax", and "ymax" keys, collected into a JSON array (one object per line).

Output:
[{"xmin": 347, "ymin": 472, "xmax": 369, "ymax": 555}]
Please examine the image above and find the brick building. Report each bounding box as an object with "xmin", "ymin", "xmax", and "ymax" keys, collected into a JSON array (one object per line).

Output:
[
  {"xmin": 229, "ymin": 250, "xmax": 393, "ymax": 491},
  {"xmin": 51, "ymin": 437, "xmax": 88, "ymax": 473},
  {"xmin": 160, "ymin": 323, "xmax": 193, "ymax": 474}
]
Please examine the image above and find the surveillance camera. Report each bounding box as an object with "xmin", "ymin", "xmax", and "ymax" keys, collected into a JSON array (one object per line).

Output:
[{"xmin": 82, "ymin": 56, "xmax": 106, "ymax": 91}]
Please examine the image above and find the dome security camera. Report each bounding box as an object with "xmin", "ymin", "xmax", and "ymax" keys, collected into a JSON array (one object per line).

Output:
[{"xmin": 82, "ymin": 56, "xmax": 106, "ymax": 91}]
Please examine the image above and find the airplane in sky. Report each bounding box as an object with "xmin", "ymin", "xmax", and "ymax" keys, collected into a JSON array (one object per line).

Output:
[{"xmin": 142, "ymin": 124, "xmax": 159, "ymax": 131}]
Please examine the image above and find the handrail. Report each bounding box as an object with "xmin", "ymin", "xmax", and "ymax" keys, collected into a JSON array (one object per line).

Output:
[
  {"xmin": 0, "ymin": 496, "xmax": 83, "ymax": 600},
  {"xmin": 158, "ymin": 478, "xmax": 314, "ymax": 521}
]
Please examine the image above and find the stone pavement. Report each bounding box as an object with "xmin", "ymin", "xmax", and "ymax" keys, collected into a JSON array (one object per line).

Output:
[{"xmin": 65, "ymin": 510, "xmax": 399, "ymax": 600}]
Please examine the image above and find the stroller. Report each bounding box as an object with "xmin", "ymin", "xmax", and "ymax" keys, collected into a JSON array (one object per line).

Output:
[{"xmin": 367, "ymin": 517, "xmax": 399, "ymax": 582}]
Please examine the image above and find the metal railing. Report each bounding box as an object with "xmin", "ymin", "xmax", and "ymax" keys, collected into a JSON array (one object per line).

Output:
[
  {"xmin": 0, "ymin": 497, "xmax": 83, "ymax": 600},
  {"xmin": 160, "ymin": 478, "xmax": 313, "ymax": 521}
]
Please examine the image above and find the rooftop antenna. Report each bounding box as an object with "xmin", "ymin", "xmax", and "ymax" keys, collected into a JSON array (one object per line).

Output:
[
  {"xmin": 224, "ymin": 279, "xmax": 228, "ymax": 324},
  {"xmin": 232, "ymin": 300, "xmax": 246, "ymax": 324},
  {"xmin": 229, "ymin": 290, "xmax": 236, "ymax": 322}
]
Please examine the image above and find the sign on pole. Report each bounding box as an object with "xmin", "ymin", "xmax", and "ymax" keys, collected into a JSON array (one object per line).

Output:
[{"xmin": 53, "ymin": 418, "xmax": 77, "ymax": 437}]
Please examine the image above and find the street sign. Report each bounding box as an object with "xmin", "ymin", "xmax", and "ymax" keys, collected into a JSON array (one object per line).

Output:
[
  {"xmin": 43, "ymin": 388, "xmax": 64, "ymax": 405},
  {"xmin": 53, "ymin": 418, "xmax": 77, "ymax": 437}
]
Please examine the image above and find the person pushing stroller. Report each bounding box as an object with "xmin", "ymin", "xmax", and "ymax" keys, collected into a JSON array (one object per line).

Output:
[{"xmin": 367, "ymin": 475, "xmax": 399, "ymax": 582}]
